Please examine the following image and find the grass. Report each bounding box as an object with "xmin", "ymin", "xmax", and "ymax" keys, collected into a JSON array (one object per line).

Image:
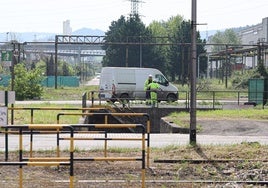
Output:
[
  {"xmin": 7, "ymin": 83, "xmax": 267, "ymax": 125},
  {"xmin": 176, "ymin": 78, "xmax": 249, "ymax": 102},
  {"xmin": 196, "ymin": 108, "xmax": 268, "ymax": 120},
  {"xmin": 165, "ymin": 108, "xmax": 268, "ymax": 128},
  {"xmin": 9, "ymin": 103, "xmax": 84, "ymax": 125},
  {"xmin": 152, "ymin": 142, "xmax": 266, "ymax": 160},
  {"xmin": 3, "ymin": 142, "xmax": 266, "ymax": 160},
  {"xmin": 8, "ymin": 85, "xmax": 98, "ymax": 124},
  {"xmin": 41, "ymin": 85, "xmax": 99, "ymax": 100},
  {"xmin": 9, "ymin": 83, "xmax": 268, "ymax": 126}
]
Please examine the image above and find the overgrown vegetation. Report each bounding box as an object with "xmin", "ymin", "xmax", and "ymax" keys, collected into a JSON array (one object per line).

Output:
[
  {"xmin": 103, "ymin": 15, "xmax": 207, "ymax": 84},
  {"xmin": 13, "ymin": 63, "xmax": 44, "ymax": 100}
]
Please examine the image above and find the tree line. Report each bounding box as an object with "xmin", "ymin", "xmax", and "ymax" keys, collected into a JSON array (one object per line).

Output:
[
  {"xmin": 2, "ymin": 14, "xmax": 247, "ymax": 100},
  {"xmin": 102, "ymin": 15, "xmax": 207, "ymax": 85}
]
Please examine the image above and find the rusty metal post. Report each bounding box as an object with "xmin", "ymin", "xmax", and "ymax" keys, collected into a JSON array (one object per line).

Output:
[{"xmin": 190, "ymin": 0, "xmax": 197, "ymax": 144}]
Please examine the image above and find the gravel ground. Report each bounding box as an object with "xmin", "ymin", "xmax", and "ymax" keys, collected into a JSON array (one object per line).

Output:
[
  {"xmin": 198, "ymin": 119, "xmax": 268, "ymax": 136},
  {"xmin": 1, "ymin": 143, "xmax": 268, "ymax": 188}
]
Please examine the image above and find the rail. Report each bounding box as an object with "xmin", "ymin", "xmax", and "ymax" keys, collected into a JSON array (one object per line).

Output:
[
  {"xmin": 60, "ymin": 123, "xmax": 146, "ymax": 188},
  {"xmin": 87, "ymin": 90, "xmax": 251, "ymax": 109},
  {"xmin": 0, "ymin": 124, "xmax": 74, "ymax": 188},
  {"xmin": 8, "ymin": 107, "xmax": 108, "ymax": 124},
  {"xmin": 0, "ymin": 123, "xmax": 146, "ymax": 188},
  {"xmin": 57, "ymin": 112, "xmax": 151, "ymax": 168},
  {"xmin": 5, "ymin": 107, "xmax": 109, "ymax": 160}
]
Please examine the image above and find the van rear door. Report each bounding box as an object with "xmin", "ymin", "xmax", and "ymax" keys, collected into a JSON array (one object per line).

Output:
[{"xmin": 99, "ymin": 68, "xmax": 114, "ymax": 99}]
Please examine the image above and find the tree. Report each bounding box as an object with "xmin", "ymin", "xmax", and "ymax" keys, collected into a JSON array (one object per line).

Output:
[
  {"xmin": 164, "ymin": 17, "xmax": 207, "ymax": 83},
  {"xmin": 46, "ymin": 54, "xmax": 54, "ymax": 76},
  {"xmin": 103, "ymin": 14, "xmax": 207, "ymax": 83},
  {"xmin": 169, "ymin": 19, "xmax": 191, "ymax": 82},
  {"xmin": 256, "ymin": 60, "xmax": 268, "ymax": 78},
  {"xmin": 196, "ymin": 33, "xmax": 208, "ymax": 79},
  {"xmin": 210, "ymin": 29, "xmax": 242, "ymax": 86},
  {"xmin": 38, "ymin": 56, "xmax": 75, "ymax": 77},
  {"xmin": 148, "ymin": 16, "xmax": 185, "ymax": 81},
  {"xmin": 147, "ymin": 21, "xmax": 170, "ymax": 76},
  {"xmin": 13, "ymin": 63, "xmax": 44, "ymax": 100},
  {"xmin": 102, "ymin": 15, "xmax": 154, "ymax": 68},
  {"xmin": 62, "ymin": 62, "xmax": 70, "ymax": 76},
  {"xmin": 210, "ymin": 29, "xmax": 241, "ymax": 51}
]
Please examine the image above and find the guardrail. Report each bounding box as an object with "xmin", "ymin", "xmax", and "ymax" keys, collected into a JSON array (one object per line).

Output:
[
  {"xmin": 8, "ymin": 107, "xmax": 107, "ymax": 124},
  {"xmin": 0, "ymin": 124, "xmax": 75, "ymax": 188},
  {"xmin": 0, "ymin": 123, "xmax": 146, "ymax": 188},
  {"xmin": 86, "ymin": 90, "xmax": 250, "ymax": 109},
  {"xmin": 5, "ymin": 107, "xmax": 111, "ymax": 160},
  {"xmin": 57, "ymin": 112, "xmax": 151, "ymax": 168},
  {"xmin": 59, "ymin": 124, "xmax": 146, "ymax": 188}
]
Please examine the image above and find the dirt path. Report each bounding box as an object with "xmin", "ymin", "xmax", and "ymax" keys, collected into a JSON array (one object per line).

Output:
[{"xmin": 198, "ymin": 119, "xmax": 268, "ymax": 136}]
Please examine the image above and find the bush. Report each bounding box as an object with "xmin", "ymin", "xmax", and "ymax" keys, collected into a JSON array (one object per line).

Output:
[{"xmin": 13, "ymin": 63, "xmax": 44, "ymax": 100}]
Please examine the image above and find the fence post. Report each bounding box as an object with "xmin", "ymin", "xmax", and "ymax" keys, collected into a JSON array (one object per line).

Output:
[
  {"xmin": 213, "ymin": 91, "xmax": 215, "ymax": 110},
  {"xmin": 238, "ymin": 91, "xmax": 240, "ymax": 105}
]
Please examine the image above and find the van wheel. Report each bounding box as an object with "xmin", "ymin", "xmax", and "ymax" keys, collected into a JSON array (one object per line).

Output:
[
  {"xmin": 107, "ymin": 94, "xmax": 117, "ymax": 103},
  {"xmin": 108, "ymin": 99, "xmax": 116, "ymax": 103},
  {"xmin": 167, "ymin": 94, "xmax": 177, "ymax": 102},
  {"xmin": 120, "ymin": 94, "xmax": 129, "ymax": 104}
]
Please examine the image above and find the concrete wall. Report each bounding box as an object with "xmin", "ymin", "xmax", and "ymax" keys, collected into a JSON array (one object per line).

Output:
[
  {"xmin": 160, "ymin": 118, "xmax": 189, "ymax": 133},
  {"xmin": 238, "ymin": 17, "xmax": 268, "ymax": 44},
  {"xmin": 131, "ymin": 107, "xmax": 188, "ymax": 133}
]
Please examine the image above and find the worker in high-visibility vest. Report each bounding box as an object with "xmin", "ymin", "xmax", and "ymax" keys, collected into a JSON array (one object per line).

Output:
[
  {"xmin": 148, "ymin": 79, "xmax": 160, "ymax": 107},
  {"xmin": 144, "ymin": 74, "xmax": 153, "ymax": 105}
]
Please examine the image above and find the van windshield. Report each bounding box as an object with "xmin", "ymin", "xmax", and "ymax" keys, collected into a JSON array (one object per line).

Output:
[{"xmin": 155, "ymin": 74, "xmax": 169, "ymax": 86}]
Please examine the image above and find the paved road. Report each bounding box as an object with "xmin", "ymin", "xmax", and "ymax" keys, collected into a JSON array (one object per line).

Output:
[
  {"xmin": 1, "ymin": 133, "xmax": 267, "ymax": 152},
  {"xmin": 85, "ymin": 76, "xmax": 100, "ymax": 86}
]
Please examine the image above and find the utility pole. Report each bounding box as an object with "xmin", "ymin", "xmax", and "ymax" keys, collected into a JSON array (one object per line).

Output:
[
  {"xmin": 190, "ymin": 0, "xmax": 197, "ymax": 144},
  {"xmin": 55, "ymin": 36, "xmax": 58, "ymax": 89},
  {"xmin": 6, "ymin": 32, "xmax": 9, "ymax": 42},
  {"xmin": 139, "ymin": 35, "xmax": 142, "ymax": 67},
  {"xmin": 225, "ymin": 45, "xmax": 229, "ymax": 88},
  {"xmin": 126, "ymin": 37, "xmax": 129, "ymax": 67}
]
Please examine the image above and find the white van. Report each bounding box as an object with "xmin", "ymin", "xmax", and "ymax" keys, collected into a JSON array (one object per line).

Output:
[{"xmin": 99, "ymin": 67, "xmax": 178, "ymax": 102}]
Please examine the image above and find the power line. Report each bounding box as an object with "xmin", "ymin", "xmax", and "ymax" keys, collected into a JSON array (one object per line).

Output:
[{"xmin": 127, "ymin": 0, "xmax": 144, "ymax": 17}]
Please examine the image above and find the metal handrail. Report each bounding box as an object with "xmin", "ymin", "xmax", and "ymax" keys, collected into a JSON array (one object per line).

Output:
[{"xmin": 87, "ymin": 89, "xmax": 251, "ymax": 109}]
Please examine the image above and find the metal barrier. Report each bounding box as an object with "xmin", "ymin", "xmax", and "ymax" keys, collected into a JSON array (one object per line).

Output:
[
  {"xmin": 88, "ymin": 90, "xmax": 250, "ymax": 109},
  {"xmin": 82, "ymin": 92, "xmax": 87, "ymax": 110},
  {"xmin": 5, "ymin": 107, "xmax": 110, "ymax": 160},
  {"xmin": 55, "ymin": 130, "xmax": 107, "ymax": 158},
  {"xmin": 89, "ymin": 90, "xmax": 180, "ymax": 108},
  {"xmin": 57, "ymin": 112, "xmax": 151, "ymax": 168},
  {"xmin": 0, "ymin": 124, "xmax": 74, "ymax": 188},
  {"xmin": 0, "ymin": 124, "xmax": 146, "ymax": 188},
  {"xmin": 68, "ymin": 124, "xmax": 146, "ymax": 188},
  {"xmin": 8, "ymin": 107, "xmax": 109, "ymax": 124}
]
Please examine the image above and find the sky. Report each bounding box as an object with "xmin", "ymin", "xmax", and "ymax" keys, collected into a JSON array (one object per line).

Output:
[{"xmin": 0, "ymin": 0, "xmax": 267, "ymax": 34}]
